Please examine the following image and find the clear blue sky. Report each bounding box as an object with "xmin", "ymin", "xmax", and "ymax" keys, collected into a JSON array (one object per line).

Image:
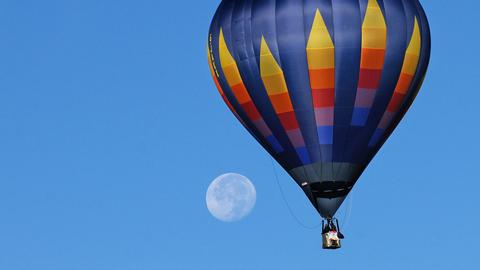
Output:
[{"xmin": 0, "ymin": 0, "xmax": 478, "ymax": 269}]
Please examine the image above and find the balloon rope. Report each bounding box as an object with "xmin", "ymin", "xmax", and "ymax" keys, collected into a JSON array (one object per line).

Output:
[
  {"xmin": 270, "ymin": 158, "xmax": 321, "ymax": 230},
  {"xmin": 340, "ymin": 193, "xmax": 353, "ymax": 231}
]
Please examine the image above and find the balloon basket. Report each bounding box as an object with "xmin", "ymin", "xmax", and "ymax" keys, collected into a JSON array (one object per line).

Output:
[
  {"xmin": 322, "ymin": 232, "xmax": 342, "ymax": 249},
  {"xmin": 321, "ymin": 218, "xmax": 343, "ymax": 249}
]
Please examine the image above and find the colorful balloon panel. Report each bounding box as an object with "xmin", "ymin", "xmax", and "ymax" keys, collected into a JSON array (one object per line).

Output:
[{"xmin": 207, "ymin": 0, "xmax": 430, "ymax": 218}]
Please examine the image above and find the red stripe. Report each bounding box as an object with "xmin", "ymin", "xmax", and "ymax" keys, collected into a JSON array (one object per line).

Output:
[
  {"xmin": 312, "ymin": 88, "xmax": 334, "ymax": 108},
  {"xmin": 278, "ymin": 111, "xmax": 300, "ymax": 130},
  {"xmin": 387, "ymin": 92, "xmax": 406, "ymax": 112},
  {"xmin": 241, "ymin": 101, "xmax": 261, "ymax": 121},
  {"xmin": 358, "ymin": 69, "xmax": 382, "ymax": 89}
]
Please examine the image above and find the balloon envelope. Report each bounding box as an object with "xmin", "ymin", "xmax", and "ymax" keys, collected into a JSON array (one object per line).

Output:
[{"xmin": 207, "ymin": 0, "xmax": 430, "ymax": 218}]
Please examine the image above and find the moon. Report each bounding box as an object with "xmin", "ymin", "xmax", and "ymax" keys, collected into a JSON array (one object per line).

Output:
[{"xmin": 206, "ymin": 173, "xmax": 256, "ymax": 222}]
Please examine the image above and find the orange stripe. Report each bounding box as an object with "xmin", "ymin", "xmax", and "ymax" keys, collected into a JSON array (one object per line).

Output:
[
  {"xmin": 309, "ymin": 69, "xmax": 335, "ymax": 90},
  {"xmin": 360, "ymin": 48, "xmax": 385, "ymax": 70},
  {"xmin": 231, "ymin": 83, "xmax": 251, "ymax": 104},
  {"xmin": 269, "ymin": 92, "xmax": 294, "ymax": 114},
  {"xmin": 394, "ymin": 73, "xmax": 414, "ymax": 94}
]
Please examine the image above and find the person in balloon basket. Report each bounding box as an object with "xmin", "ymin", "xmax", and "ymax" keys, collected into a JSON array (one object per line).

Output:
[{"xmin": 322, "ymin": 219, "xmax": 344, "ymax": 249}]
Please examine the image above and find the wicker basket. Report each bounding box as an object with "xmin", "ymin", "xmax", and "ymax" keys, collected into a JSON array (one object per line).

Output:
[{"xmin": 322, "ymin": 232, "xmax": 341, "ymax": 249}]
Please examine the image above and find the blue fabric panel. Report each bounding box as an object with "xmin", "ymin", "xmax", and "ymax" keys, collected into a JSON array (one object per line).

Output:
[
  {"xmin": 266, "ymin": 135, "xmax": 284, "ymax": 153},
  {"xmin": 317, "ymin": 126, "xmax": 333, "ymax": 145},
  {"xmin": 295, "ymin": 147, "xmax": 311, "ymax": 165},
  {"xmin": 251, "ymin": 0, "xmax": 281, "ymax": 66},
  {"xmin": 351, "ymin": 108, "xmax": 371, "ymax": 126},
  {"xmin": 369, "ymin": 129, "xmax": 385, "ymax": 147},
  {"xmin": 275, "ymin": 0, "xmax": 322, "ymax": 164},
  {"xmin": 331, "ymin": 0, "xmax": 362, "ymax": 163}
]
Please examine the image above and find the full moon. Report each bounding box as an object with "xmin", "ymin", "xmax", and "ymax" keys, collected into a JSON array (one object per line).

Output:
[{"xmin": 206, "ymin": 173, "xmax": 256, "ymax": 222}]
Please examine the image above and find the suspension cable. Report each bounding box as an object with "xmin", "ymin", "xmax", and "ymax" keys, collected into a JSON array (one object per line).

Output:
[{"xmin": 270, "ymin": 158, "xmax": 321, "ymax": 230}]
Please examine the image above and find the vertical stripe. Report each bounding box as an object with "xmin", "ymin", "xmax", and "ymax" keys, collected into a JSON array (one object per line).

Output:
[
  {"xmin": 218, "ymin": 30, "xmax": 284, "ymax": 153},
  {"xmin": 260, "ymin": 36, "xmax": 309, "ymax": 163},
  {"xmin": 306, "ymin": 9, "xmax": 335, "ymax": 149},
  {"xmin": 369, "ymin": 17, "xmax": 421, "ymax": 147},
  {"xmin": 351, "ymin": 0, "xmax": 387, "ymax": 126},
  {"xmin": 207, "ymin": 43, "xmax": 241, "ymax": 121}
]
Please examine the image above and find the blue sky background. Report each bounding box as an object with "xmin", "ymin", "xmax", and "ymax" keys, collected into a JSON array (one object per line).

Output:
[{"xmin": 0, "ymin": 0, "xmax": 479, "ymax": 269}]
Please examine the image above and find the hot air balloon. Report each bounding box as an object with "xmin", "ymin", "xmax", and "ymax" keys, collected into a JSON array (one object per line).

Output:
[{"xmin": 207, "ymin": 0, "xmax": 430, "ymax": 248}]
